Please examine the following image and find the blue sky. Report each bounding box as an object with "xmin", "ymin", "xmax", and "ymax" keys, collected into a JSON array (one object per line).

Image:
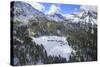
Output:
[
  {"xmin": 26, "ymin": 1, "xmax": 80, "ymax": 15},
  {"xmin": 39, "ymin": 2, "xmax": 80, "ymax": 14}
]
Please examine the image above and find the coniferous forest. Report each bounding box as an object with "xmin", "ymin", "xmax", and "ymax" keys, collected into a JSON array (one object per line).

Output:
[{"xmin": 11, "ymin": 1, "xmax": 97, "ymax": 66}]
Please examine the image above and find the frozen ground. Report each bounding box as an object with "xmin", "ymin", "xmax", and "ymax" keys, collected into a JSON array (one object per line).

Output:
[{"xmin": 32, "ymin": 36, "xmax": 75, "ymax": 61}]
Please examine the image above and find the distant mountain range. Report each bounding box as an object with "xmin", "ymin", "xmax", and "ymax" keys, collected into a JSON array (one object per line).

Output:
[
  {"xmin": 11, "ymin": 1, "xmax": 97, "ymax": 34},
  {"xmin": 11, "ymin": 1, "xmax": 97, "ymax": 24}
]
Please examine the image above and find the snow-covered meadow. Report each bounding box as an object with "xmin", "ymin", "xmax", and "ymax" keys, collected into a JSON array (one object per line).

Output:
[{"xmin": 32, "ymin": 36, "xmax": 75, "ymax": 61}]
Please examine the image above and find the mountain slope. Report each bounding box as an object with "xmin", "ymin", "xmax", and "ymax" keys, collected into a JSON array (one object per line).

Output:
[
  {"xmin": 64, "ymin": 9, "xmax": 97, "ymax": 24},
  {"xmin": 11, "ymin": 1, "xmax": 47, "ymax": 23},
  {"xmin": 46, "ymin": 13, "xmax": 66, "ymax": 22}
]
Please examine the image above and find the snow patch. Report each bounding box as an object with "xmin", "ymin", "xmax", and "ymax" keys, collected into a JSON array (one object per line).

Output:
[{"xmin": 32, "ymin": 36, "xmax": 75, "ymax": 61}]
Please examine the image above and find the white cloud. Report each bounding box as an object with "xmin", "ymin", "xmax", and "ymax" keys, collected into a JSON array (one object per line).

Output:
[
  {"xmin": 47, "ymin": 5, "xmax": 61, "ymax": 15},
  {"xmin": 74, "ymin": 8, "xmax": 79, "ymax": 11},
  {"xmin": 80, "ymin": 5, "xmax": 97, "ymax": 12},
  {"xmin": 25, "ymin": 1, "xmax": 45, "ymax": 11}
]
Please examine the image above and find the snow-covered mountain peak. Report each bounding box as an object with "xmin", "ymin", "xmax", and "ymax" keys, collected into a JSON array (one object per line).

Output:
[
  {"xmin": 11, "ymin": 1, "xmax": 47, "ymax": 23},
  {"xmin": 80, "ymin": 5, "xmax": 97, "ymax": 13},
  {"xmin": 64, "ymin": 5, "xmax": 97, "ymax": 25},
  {"xmin": 46, "ymin": 12, "xmax": 66, "ymax": 22}
]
